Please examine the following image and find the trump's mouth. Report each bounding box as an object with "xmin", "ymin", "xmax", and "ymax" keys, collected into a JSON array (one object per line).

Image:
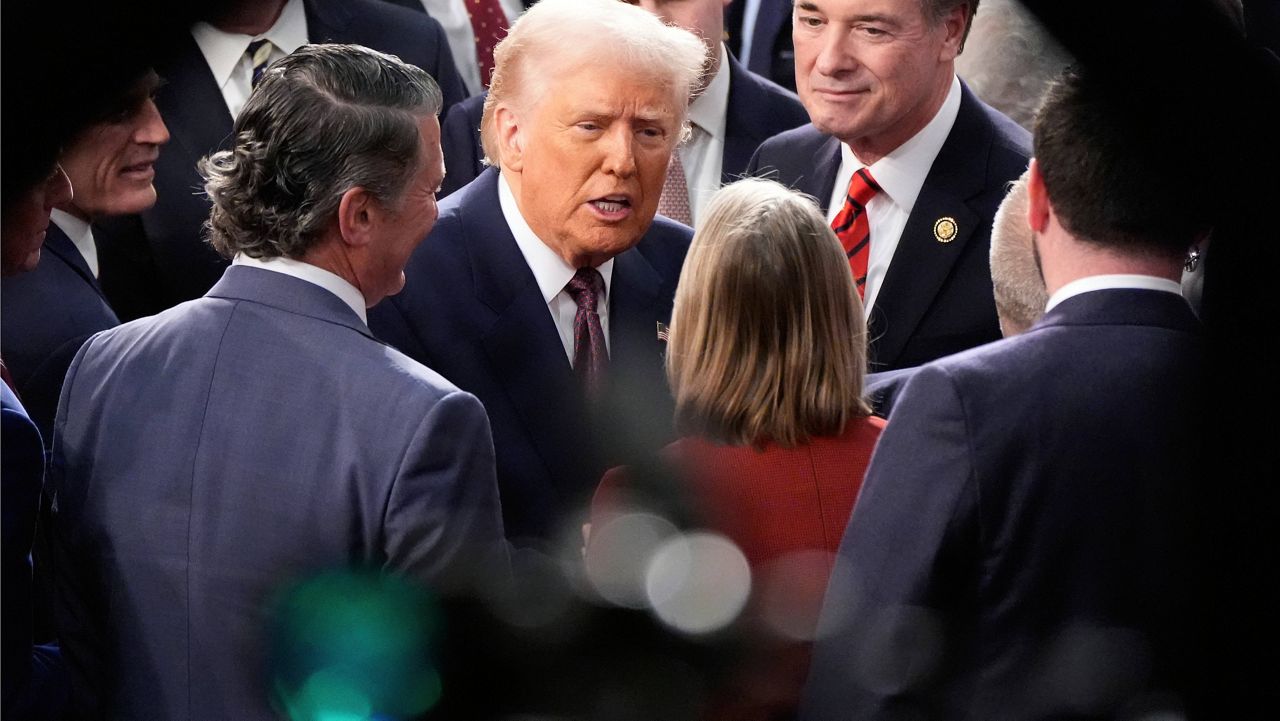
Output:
[{"xmin": 587, "ymin": 195, "xmax": 632, "ymax": 220}]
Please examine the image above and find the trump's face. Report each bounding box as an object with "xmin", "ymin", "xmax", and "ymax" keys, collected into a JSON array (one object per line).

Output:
[{"xmin": 499, "ymin": 59, "xmax": 685, "ymax": 268}]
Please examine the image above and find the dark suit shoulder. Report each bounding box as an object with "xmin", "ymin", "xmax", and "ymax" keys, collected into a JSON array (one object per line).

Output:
[
  {"xmin": 635, "ymin": 216, "xmax": 693, "ymax": 279},
  {"xmin": 439, "ymin": 94, "xmax": 488, "ymax": 197},
  {"xmin": 753, "ymin": 123, "xmax": 830, "ymax": 159},
  {"xmin": 727, "ymin": 59, "xmax": 809, "ymax": 138}
]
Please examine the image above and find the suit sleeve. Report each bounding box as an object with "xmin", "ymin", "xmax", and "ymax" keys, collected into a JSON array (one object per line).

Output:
[
  {"xmin": 45, "ymin": 338, "xmax": 109, "ymax": 720},
  {"xmin": 382, "ymin": 390, "xmax": 508, "ymax": 587},
  {"xmin": 801, "ymin": 364, "xmax": 981, "ymax": 720}
]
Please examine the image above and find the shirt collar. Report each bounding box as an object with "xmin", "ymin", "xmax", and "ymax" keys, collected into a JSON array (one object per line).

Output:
[
  {"xmin": 191, "ymin": 0, "xmax": 308, "ymax": 90},
  {"xmin": 1046, "ymin": 274, "xmax": 1185, "ymax": 312},
  {"xmin": 50, "ymin": 209, "xmax": 99, "ymax": 278},
  {"xmin": 232, "ymin": 253, "xmax": 369, "ymax": 323},
  {"xmin": 688, "ymin": 44, "xmax": 732, "ymax": 141},
  {"xmin": 497, "ymin": 171, "xmax": 614, "ymax": 305},
  {"xmin": 842, "ymin": 74, "xmax": 962, "ymax": 213}
]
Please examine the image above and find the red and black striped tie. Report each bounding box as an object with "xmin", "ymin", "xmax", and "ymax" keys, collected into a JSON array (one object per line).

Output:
[{"xmin": 830, "ymin": 168, "xmax": 881, "ymax": 297}]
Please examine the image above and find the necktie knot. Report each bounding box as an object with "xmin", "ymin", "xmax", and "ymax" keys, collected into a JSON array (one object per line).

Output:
[
  {"xmin": 247, "ymin": 39, "xmax": 274, "ymax": 89},
  {"xmin": 566, "ymin": 267, "xmax": 604, "ymax": 313},
  {"xmin": 848, "ymin": 168, "xmax": 882, "ymax": 207}
]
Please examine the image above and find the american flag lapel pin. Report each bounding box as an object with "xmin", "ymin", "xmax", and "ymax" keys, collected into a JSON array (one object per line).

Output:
[{"xmin": 656, "ymin": 322, "xmax": 670, "ymax": 342}]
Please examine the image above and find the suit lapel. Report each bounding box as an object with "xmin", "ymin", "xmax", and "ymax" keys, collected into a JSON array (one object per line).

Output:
[
  {"xmin": 464, "ymin": 172, "xmax": 591, "ymax": 492},
  {"xmin": 867, "ymin": 85, "xmax": 991, "ymax": 369},
  {"xmin": 155, "ymin": 33, "xmax": 234, "ymax": 168},
  {"xmin": 749, "ymin": 1, "xmax": 790, "ymax": 76},
  {"xmin": 44, "ymin": 225, "xmax": 107, "ymax": 301},
  {"xmin": 722, "ymin": 58, "xmax": 765, "ymax": 183},
  {"xmin": 302, "ymin": 0, "xmax": 353, "ymax": 42}
]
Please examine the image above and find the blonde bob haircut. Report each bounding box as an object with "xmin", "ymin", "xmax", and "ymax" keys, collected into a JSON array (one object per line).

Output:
[
  {"xmin": 479, "ymin": 0, "xmax": 706, "ymax": 166},
  {"xmin": 666, "ymin": 178, "xmax": 871, "ymax": 448}
]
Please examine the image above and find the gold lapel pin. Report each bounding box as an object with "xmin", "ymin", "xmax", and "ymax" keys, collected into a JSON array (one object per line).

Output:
[{"xmin": 933, "ymin": 216, "xmax": 958, "ymax": 243}]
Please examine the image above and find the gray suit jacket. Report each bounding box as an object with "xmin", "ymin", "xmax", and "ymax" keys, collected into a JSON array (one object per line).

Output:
[{"xmin": 48, "ymin": 265, "xmax": 504, "ymax": 720}]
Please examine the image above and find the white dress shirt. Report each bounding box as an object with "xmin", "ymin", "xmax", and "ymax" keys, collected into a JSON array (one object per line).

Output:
[
  {"xmin": 418, "ymin": 0, "xmax": 522, "ymax": 96},
  {"xmin": 50, "ymin": 209, "xmax": 99, "ymax": 278},
  {"xmin": 827, "ymin": 75, "xmax": 962, "ymax": 317},
  {"xmin": 1045, "ymin": 274, "xmax": 1185, "ymax": 313},
  {"xmin": 232, "ymin": 254, "xmax": 369, "ymax": 324},
  {"xmin": 191, "ymin": 0, "xmax": 308, "ymax": 119},
  {"xmin": 498, "ymin": 172, "xmax": 614, "ymax": 365},
  {"xmin": 679, "ymin": 44, "xmax": 732, "ymax": 225}
]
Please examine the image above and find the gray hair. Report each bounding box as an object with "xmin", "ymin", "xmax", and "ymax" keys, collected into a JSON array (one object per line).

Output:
[
  {"xmin": 955, "ymin": 0, "xmax": 1072, "ymax": 130},
  {"xmin": 989, "ymin": 170, "xmax": 1047, "ymax": 336},
  {"xmin": 479, "ymin": 0, "xmax": 706, "ymax": 167},
  {"xmin": 200, "ymin": 43, "xmax": 442, "ymax": 259}
]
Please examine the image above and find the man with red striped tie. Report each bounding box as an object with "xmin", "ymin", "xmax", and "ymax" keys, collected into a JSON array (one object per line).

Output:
[{"xmin": 747, "ymin": 0, "xmax": 1030, "ymax": 372}]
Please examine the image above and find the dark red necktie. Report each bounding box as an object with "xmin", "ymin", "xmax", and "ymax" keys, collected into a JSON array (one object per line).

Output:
[
  {"xmin": 830, "ymin": 168, "xmax": 882, "ymax": 297},
  {"xmin": 565, "ymin": 267, "xmax": 608, "ymax": 393},
  {"xmin": 466, "ymin": 0, "xmax": 509, "ymax": 88}
]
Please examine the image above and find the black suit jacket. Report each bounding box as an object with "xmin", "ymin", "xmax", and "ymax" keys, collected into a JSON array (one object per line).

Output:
[
  {"xmin": 803, "ymin": 289, "xmax": 1205, "ymax": 718},
  {"xmin": 369, "ymin": 168, "xmax": 692, "ymax": 541},
  {"xmin": 1, "ymin": 225, "xmax": 119, "ymax": 445},
  {"xmin": 438, "ymin": 54, "xmax": 808, "ymax": 197},
  {"xmin": 748, "ymin": 82, "xmax": 1031, "ymax": 372},
  {"xmin": 98, "ymin": 0, "xmax": 467, "ymax": 319}
]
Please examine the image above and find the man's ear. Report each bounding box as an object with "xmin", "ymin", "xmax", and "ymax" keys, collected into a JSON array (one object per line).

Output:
[
  {"xmin": 1026, "ymin": 159, "xmax": 1051, "ymax": 234},
  {"xmin": 495, "ymin": 105, "xmax": 525, "ymax": 172},
  {"xmin": 336, "ymin": 186, "xmax": 378, "ymax": 248},
  {"xmin": 939, "ymin": 2, "xmax": 970, "ymax": 61}
]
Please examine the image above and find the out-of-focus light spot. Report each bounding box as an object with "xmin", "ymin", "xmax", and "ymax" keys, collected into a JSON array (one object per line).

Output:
[
  {"xmin": 644, "ymin": 532, "xmax": 751, "ymax": 635},
  {"xmin": 755, "ymin": 550, "xmax": 839, "ymax": 641},
  {"xmin": 479, "ymin": 546, "xmax": 577, "ymax": 630},
  {"xmin": 585, "ymin": 512, "xmax": 679, "ymax": 609},
  {"xmin": 267, "ymin": 571, "xmax": 442, "ymax": 721}
]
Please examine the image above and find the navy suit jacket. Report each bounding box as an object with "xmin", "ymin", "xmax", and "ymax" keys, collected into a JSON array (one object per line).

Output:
[
  {"xmin": 862, "ymin": 366, "xmax": 920, "ymax": 419},
  {"xmin": 369, "ymin": 168, "xmax": 692, "ymax": 541},
  {"xmin": 1, "ymin": 384, "xmax": 65, "ymax": 720},
  {"xmin": 748, "ymin": 82, "xmax": 1031, "ymax": 372},
  {"xmin": 802, "ymin": 289, "xmax": 1204, "ymax": 719},
  {"xmin": 1, "ymin": 225, "xmax": 119, "ymax": 445},
  {"xmin": 48, "ymin": 266, "xmax": 505, "ymax": 720},
  {"xmin": 97, "ymin": 0, "xmax": 468, "ymax": 319},
  {"xmin": 438, "ymin": 54, "xmax": 809, "ymax": 197},
  {"xmin": 726, "ymin": 0, "xmax": 795, "ymax": 91}
]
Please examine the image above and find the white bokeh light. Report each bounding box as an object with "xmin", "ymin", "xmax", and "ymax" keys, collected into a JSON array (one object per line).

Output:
[{"xmin": 644, "ymin": 532, "xmax": 751, "ymax": 635}]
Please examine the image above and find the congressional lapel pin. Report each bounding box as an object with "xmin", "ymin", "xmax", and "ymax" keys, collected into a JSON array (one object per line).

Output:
[
  {"xmin": 933, "ymin": 217, "xmax": 958, "ymax": 243},
  {"xmin": 656, "ymin": 322, "xmax": 670, "ymax": 342}
]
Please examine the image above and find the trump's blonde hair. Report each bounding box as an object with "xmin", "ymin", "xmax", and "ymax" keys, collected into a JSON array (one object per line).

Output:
[
  {"xmin": 666, "ymin": 179, "xmax": 871, "ymax": 448},
  {"xmin": 479, "ymin": 0, "xmax": 706, "ymax": 166}
]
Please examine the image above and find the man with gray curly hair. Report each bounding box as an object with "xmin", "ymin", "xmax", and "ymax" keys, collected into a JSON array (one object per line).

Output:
[
  {"xmin": 370, "ymin": 0, "xmax": 706, "ymax": 542},
  {"xmin": 46, "ymin": 43, "xmax": 505, "ymax": 720}
]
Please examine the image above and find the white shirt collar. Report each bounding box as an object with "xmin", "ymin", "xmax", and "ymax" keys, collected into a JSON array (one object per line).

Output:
[
  {"xmin": 232, "ymin": 253, "xmax": 369, "ymax": 324},
  {"xmin": 49, "ymin": 209, "xmax": 99, "ymax": 278},
  {"xmin": 497, "ymin": 171, "xmax": 614, "ymax": 304},
  {"xmin": 1045, "ymin": 274, "xmax": 1185, "ymax": 312},
  {"xmin": 842, "ymin": 74, "xmax": 962, "ymax": 214},
  {"xmin": 688, "ymin": 44, "xmax": 732, "ymax": 141},
  {"xmin": 191, "ymin": 0, "xmax": 308, "ymax": 91}
]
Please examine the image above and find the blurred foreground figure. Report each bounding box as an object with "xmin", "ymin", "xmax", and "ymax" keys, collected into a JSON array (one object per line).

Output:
[
  {"xmin": 2, "ymin": 69, "xmax": 168, "ymax": 443},
  {"xmin": 591, "ymin": 178, "xmax": 883, "ymax": 720},
  {"xmin": 370, "ymin": 0, "xmax": 706, "ymax": 543},
  {"xmin": 47, "ymin": 44, "xmax": 504, "ymax": 721},
  {"xmin": 803, "ymin": 65, "xmax": 1207, "ymax": 719}
]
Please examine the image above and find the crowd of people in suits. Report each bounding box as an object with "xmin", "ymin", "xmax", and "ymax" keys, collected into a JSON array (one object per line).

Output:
[{"xmin": 2, "ymin": 0, "xmax": 1278, "ymax": 719}]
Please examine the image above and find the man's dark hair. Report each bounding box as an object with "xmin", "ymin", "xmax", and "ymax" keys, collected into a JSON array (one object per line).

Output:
[
  {"xmin": 199, "ymin": 43, "xmax": 442, "ymax": 259},
  {"xmin": 923, "ymin": 0, "xmax": 980, "ymax": 50},
  {"xmin": 1034, "ymin": 65, "xmax": 1209, "ymax": 259}
]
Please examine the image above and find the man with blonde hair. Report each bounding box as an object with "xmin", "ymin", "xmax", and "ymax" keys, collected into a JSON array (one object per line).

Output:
[{"xmin": 370, "ymin": 0, "xmax": 706, "ymax": 542}]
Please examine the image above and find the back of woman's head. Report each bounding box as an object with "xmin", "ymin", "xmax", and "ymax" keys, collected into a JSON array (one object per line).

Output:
[{"xmin": 667, "ymin": 178, "xmax": 870, "ymax": 447}]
